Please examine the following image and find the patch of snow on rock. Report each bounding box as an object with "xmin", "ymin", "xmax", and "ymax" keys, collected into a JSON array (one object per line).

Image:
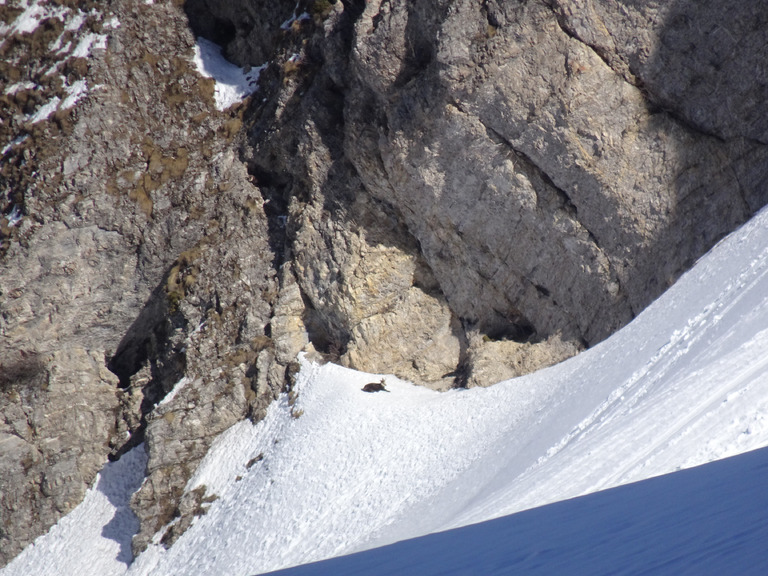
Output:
[
  {"xmin": 64, "ymin": 10, "xmax": 85, "ymax": 32},
  {"xmin": 0, "ymin": 1, "xmax": 69, "ymax": 38},
  {"xmin": 1, "ymin": 2, "xmax": 115, "ymax": 124},
  {"xmin": 158, "ymin": 377, "xmax": 191, "ymax": 406},
  {"xmin": 4, "ymin": 81, "xmax": 36, "ymax": 95},
  {"xmin": 192, "ymin": 37, "xmax": 264, "ymax": 111},
  {"xmin": 72, "ymin": 31, "xmax": 107, "ymax": 58},
  {"xmin": 1, "ymin": 135, "xmax": 28, "ymax": 157},
  {"xmin": 3, "ymin": 205, "xmax": 23, "ymax": 226},
  {"xmin": 103, "ymin": 16, "xmax": 121, "ymax": 30},
  {"xmin": 29, "ymin": 96, "xmax": 60, "ymax": 123},
  {"xmin": 60, "ymin": 79, "xmax": 88, "ymax": 109},
  {"xmin": 281, "ymin": 2, "xmax": 311, "ymax": 30}
]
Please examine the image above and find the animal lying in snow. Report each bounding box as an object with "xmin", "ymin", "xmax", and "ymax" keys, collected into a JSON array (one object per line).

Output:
[{"xmin": 362, "ymin": 378, "xmax": 389, "ymax": 393}]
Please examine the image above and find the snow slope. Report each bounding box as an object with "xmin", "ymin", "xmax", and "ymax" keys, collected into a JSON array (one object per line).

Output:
[
  {"xmin": 4, "ymin": 205, "xmax": 768, "ymax": 574},
  {"xmin": 1, "ymin": 446, "xmax": 147, "ymax": 576},
  {"xmin": 268, "ymin": 446, "xmax": 768, "ymax": 576}
]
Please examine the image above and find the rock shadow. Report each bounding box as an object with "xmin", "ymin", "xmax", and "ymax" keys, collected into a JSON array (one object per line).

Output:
[
  {"xmin": 106, "ymin": 268, "xmax": 188, "ymax": 458},
  {"xmin": 96, "ymin": 445, "xmax": 148, "ymax": 566},
  {"xmin": 626, "ymin": 0, "xmax": 768, "ymax": 308}
]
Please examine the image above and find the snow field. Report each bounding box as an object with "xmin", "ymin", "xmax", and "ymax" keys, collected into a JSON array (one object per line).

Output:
[
  {"xmin": 270, "ymin": 445, "xmax": 768, "ymax": 576},
  {"xmin": 1, "ymin": 79, "xmax": 767, "ymax": 573},
  {"xmin": 4, "ymin": 202, "xmax": 768, "ymax": 575},
  {"xmin": 1, "ymin": 446, "xmax": 147, "ymax": 576},
  {"xmin": 127, "ymin": 365, "xmax": 561, "ymax": 575},
  {"xmin": 128, "ymin": 205, "xmax": 768, "ymax": 575}
]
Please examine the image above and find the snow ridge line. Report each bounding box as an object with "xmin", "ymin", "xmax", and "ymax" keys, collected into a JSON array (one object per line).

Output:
[
  {"xmin": 538, "ymin": 233, "xmax": 768, "ymax": 467},
  {"xmin": 597, "ymin": 345, "xmax": 768, "ymax": 490}
]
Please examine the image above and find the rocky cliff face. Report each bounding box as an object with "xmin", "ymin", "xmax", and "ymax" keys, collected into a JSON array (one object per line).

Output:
[
  {"xmin": 1, "ymin": 0, "xmax": 283, "ymax": 561},
  {"xmin": 2, "ymin": 0, "xmax": 767, "ymax": 566}
]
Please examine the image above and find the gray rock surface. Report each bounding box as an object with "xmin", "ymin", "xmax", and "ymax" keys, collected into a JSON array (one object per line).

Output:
[
  {"xmin": 344, "ymin": 0, "xmax": 767, "ymax": 347},
  {"xmin": 2, "ymin": 0, "xmax": 768, "ymax": 567},
  {"xmin": 1, "ymin": 0, "xmax": 279, "ymax": 562},
  {"xmin": 0, "ymin": 348, "xmax": 119, "ymax": 565},
  {"xmin": 182, "ymin": 0, "xmax": 296, "ymax": 67},
  {"xmin": 244, "ymin": 0, "xmax": 768, "ymax": 387}
]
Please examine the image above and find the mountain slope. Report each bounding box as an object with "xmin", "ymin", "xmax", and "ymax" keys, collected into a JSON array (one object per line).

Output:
[
  {"xmin": 123, "ymin": 203, "xmax": 768, "ymax": 575},
  {"xmin": 5, "ymin": 202, "xmax": 768, "ymax": 576},
  {"xmin": 5, "ymin": 1, "xmax": 768, "ymax": 559}
]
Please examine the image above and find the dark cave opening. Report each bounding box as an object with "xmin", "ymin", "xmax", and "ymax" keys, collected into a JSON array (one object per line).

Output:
[{"xmin": 182, "ymin": 0, "xmax": 237, "ymax": 48}]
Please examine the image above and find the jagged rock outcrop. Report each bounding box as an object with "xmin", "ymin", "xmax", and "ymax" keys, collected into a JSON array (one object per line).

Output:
[
  {"xmin": 182, "ymin": 0, "xmax": 296, "ymax": 67},
  {"xmin": 343, "ymin": 0, "xmax": 768, "ymax": 348},
  {"xmin": 1, "ymin": 0, "xmax": 280, "ymax": 562},
  {"xmin": 239, "ymin": 0, "xmax": 768, "ymax": 388},
  {"xmin": 2, "ymin": 0, "xmax": 767, "ymax": 567}
]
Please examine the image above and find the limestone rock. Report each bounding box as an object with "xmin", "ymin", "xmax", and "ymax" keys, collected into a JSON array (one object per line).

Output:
[
  {"xmin": 242, "ymin": 0, "xmax": 768, "ymax": 391},
  {"xmin": 0, "ymin": 0, "xmax": 279, "ymax": 561},
  {"xmin": 550, "ymin": 0, "xmax": 768, "ymax": 145},
  {"xmin": 0, "ymin": 348, "xmax": 120, "ymax": 565},
  {"xmin": 344, "ymin": 0, "xmax": 768, "ymax": 351},
  {"xmin": 271, "ymin": 266, "xmax": 310, "ymax": 366},
  {"xmin": 183, "ymin": 0, "xmax": 297, "ymax": 67},
  {"xmin": 343, "ymin": 286, "xmax": 461, "ymax": 390},
  {"xmin": 124, "ymin": 147, "xmax": 280, "ymax": 554},
  {"xmin": 463, "ymin": 333, "xmax": 581, "ymax": 389}
]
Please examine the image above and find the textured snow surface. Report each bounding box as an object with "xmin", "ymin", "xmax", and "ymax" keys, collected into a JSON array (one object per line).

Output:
[
  {"xmin": 4, "ymin": 203, "xmax": 768, "ymax": 575},
  {"xmin": 270, "ymin": 446, "xmax": 768, "ymax": 576},
  {"xmin": 191, "ymin": 37, "xmax": 264, "ymax": 111}
]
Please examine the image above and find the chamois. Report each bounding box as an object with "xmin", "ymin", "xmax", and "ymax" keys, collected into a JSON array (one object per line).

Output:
[{"xmin": 362, "ymin": 378, "xmax": 389, "ymax": 393}]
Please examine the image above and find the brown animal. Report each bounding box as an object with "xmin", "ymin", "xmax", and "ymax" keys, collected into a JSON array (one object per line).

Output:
[{"xmin": 362, "ymin": 378, "xmax": 389, "ymax": 393}]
